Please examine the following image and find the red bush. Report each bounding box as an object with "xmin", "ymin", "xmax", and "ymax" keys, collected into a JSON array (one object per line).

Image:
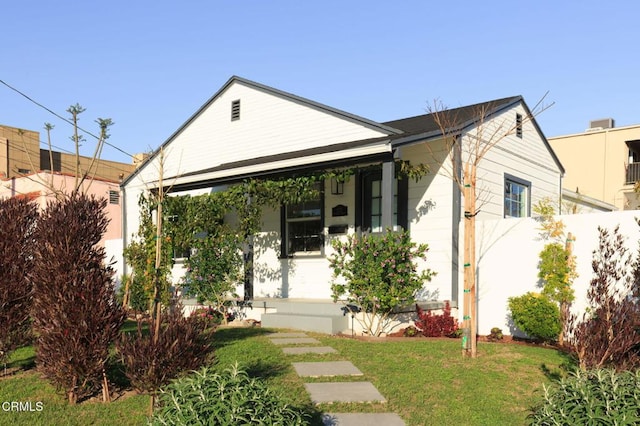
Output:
[{"xmin": 414, "ymin": 301, "xmax": 459, "ymax": 337}]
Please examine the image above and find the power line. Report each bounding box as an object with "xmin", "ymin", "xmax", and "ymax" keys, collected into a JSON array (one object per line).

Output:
[{"xmin": 0, "ymin": 78, "xmax": 135, "ymax": 159}]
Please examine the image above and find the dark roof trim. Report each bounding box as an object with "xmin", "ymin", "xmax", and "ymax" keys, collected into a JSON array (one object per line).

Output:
[
  {"xmin": 388, "ymin": 96, "xmax": 565, "ymax": 175},
  {"xmin": 123, "ymin": 76, "xmax": 402, "ymax": 186},
  {"xmin": 165, "ymin": 152, "xmax": 393, "ymax": 193},
  {"xmin": 176, "ymin": 135, "xmax": 390, "ymax": 179},
  {"xmin": 390, "ymin": 96, "xmax": 523, "ymax": 147}
]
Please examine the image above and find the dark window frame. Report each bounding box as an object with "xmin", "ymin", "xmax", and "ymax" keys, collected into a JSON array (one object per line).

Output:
[
  {"xmin": 280, "ymin": 181, "xmax": 325, "ymax": 257},
  {"xmin": 504, "ymin": 173, "xmax": 531, "ymax": 218}
]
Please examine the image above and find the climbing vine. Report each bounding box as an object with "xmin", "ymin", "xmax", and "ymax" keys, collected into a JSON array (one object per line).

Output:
[{"xmin": 124, "ymin": 160, "xmax": 430, "ymax": 310}]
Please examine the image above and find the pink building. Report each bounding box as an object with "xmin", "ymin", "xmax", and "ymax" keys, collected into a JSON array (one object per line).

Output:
[{"xmin": 0, "ymin": 171, "xmax": 123, "ymax": 251}]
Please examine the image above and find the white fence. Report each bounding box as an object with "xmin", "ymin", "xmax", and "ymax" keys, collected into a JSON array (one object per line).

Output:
[{"xmin": 476, "ymin": 210, "xmax": 640, "ymax": 336}]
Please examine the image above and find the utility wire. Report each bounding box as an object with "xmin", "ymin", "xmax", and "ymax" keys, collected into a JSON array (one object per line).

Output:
[{"xmin": 0, "ymin": 78, "xmax": 135, "ymax": 158}]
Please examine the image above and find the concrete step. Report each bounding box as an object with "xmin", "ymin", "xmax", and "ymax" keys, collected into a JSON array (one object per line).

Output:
[
  {"xmin": 261, "ymin": 300, "xmax": 346, "ymax": 316},
  {"xmin": 261, "ymin": 312, "xmax": 348, "ymax": 334}
]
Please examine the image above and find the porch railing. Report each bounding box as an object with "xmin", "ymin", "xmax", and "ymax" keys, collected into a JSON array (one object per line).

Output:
[{"xmin": 626, "ymin": 162, "xmax": 640, "ymax": 185}]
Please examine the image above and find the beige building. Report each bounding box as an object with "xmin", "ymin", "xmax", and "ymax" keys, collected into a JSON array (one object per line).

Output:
[
  {"xmin": 0, "ymin": 124, "xmax": 136, "ymax": 182},
  {"xmin": 549, "ymin": 119, "xmax": 640, "ymax": 210}
]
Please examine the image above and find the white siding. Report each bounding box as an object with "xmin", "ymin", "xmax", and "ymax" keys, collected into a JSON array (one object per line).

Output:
[
  {"xmin": 130, "ymin": 80, "xmax": 390, "ymax": 186},
  {"xmin": 401, "ymin": 141, "xmax": 457, "ymax": 302},
  {"xmin": 466, "ymin": 104, "xmax": 562, "ymax": 220}
]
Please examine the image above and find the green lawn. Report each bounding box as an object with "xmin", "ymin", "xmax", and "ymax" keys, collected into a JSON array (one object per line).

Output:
[{"xmin": 0, "ymin": 328, "xmax": 571, "ymax": 425}]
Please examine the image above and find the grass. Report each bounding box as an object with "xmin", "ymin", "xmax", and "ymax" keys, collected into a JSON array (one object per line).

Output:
[
  {"xmin": 0, "ymin": 326, "xmax": 572, "ymax": 426},
  {"xmin": 211, "ymin": 328, "xmax": 573, "ymax": 426}
]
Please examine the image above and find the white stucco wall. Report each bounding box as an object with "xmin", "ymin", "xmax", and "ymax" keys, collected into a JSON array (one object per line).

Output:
[{"xmin": 477, "ymin": 210, "xmax": 640, "ymax": 336}]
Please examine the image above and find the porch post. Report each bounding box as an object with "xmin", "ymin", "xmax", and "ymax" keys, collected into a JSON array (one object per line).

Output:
[{"xmin": 381, "ymin": 158, "xmax": 394, "ymax": 231}]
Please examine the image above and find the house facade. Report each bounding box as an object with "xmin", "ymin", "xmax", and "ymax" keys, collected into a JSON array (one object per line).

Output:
[
  {"xmin": 121, "ymin": 76, "xmax": 564, "ymax": 321},
  {"xmin": 549, "ymin": 120, "xmax": 640, "ymax": 210}
]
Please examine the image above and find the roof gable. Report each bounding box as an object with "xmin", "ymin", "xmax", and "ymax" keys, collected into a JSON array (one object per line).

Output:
[{"xmin": 124, "ymin": 76, "xmax": 400, "ymax": 186}]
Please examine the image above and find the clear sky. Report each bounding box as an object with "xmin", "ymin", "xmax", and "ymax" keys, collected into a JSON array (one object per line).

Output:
[{"xmin": 2, "ymin": 1, "xmax": 639, "ymax": 164}]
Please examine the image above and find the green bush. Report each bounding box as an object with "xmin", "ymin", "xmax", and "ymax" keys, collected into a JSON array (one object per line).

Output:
[
  {"xmin": 150, "ymin": 364, "xmax": 310, "ymax": 425},
  {"xmin": 529, "ymin": 369, "xmax": 640, "ymax": 425},
  {"xmin": 329, "ymin": 230, "xmax": 434, "ymax": 336},
  {"xmin": 508, "ymin": 292, "xmax": 561, "ymax": 342}
]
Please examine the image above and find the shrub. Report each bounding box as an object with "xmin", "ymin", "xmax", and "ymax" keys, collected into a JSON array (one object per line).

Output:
[
  {"xmin": 329, "ymin": 230, "xmax": 434, "ymax": 336},
  {"xmin": 30, "ymin": 194, "xmax": 126, "ymax": 404},
  {"xmin": 183, "ymin": 231, "xmax": 243, "ymax": 324},
  {"xmin": 151, "ymin": 364, "xmax": 310, "ymax": 425},
  {"xmin": 567, "ymin": 225, "xmax": 640, "ymax": 370},
  {"xmin": 508, "ymin": 293, "xmax": 561, "ymax": 343},
  {"xmin": 414, "ymin": 301, "xmax": 459, "ymax": 337},
  {"xmin": 489, "ymin": 327, "xmax": 503, "ymax": 341},
  {"xmin": 529, "ymin": 369, "xmax": 640, "ymax": 425},
  {"xmin": 117, "ymin": 304, "xmax": 213, "ymax": 395},
  {"xmin": 0, "ymin": 198, "xmax": 38, "ymax": 362}
]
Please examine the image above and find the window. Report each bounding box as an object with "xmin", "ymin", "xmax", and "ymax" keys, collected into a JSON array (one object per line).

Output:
[
  {"xmin": 231, "ymin": 99, "xmax": 241, "ymax": 121},
  {"xmin": 284, "ymin": 182, "xmax": 323, "ymax": 254},
  {"xmin": 516, "ymin": 113, "xmax": 523, "ymax": 138},
  {"xmin": 359, "ymin": 167, "xmax": 408, "ymax": 233},
  {"xmin": 504, "ymin": 175, "xmax": 530, "ymax": 218},
  {"xmin": 109, "ymin": 190, "xmax": 120, "ymax": 205}
]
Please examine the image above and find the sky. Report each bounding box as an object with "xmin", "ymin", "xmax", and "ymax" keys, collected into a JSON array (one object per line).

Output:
[{"xmin": 2, "ymin": 1, "xmax": 640, "ymax": 164}]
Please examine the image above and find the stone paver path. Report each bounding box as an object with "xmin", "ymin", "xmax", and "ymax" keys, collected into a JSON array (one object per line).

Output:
[
  {"xmin": 267, "ymin": 332, "xmax": 308, "ymax": 338},
  {"xmin": 282, "ymin": 346, "xmax": 337, "ymax": 355},
  {"xmin": 322, "ymin": 413, "xmax": 406, "ymax": 426},
  {"xmin": 266, "ymin": 331, "xmax": 405, "ymax": 425},
  {"xmin": 292, "ymin": 361, "xmax": 362, "ymax": 377},
  {"xmin": 269, "ymin": 337, "xmax": 321, "ymax": 345},
  {"xmin": 305, "ymin": 382, "xmax": 386, "ymax": 404}
]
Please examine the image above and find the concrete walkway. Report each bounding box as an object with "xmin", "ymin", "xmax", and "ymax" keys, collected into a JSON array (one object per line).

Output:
[{"xmin": 266, "ymin": 332, "xmax": 406, "ymax": 426}]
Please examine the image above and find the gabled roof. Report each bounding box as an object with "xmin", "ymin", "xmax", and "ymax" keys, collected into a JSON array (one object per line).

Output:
[
  {"xmin": 384, "ymin": 96, "xmax": 523, "ymax": 143},
  {"xmin": 384, "ymin": 95, "xmax": 565, "ymax": 175},
  {"xmin": 123, "ymin": 79, "xmax": 564, "ymax": 187},
  {"xmin": 123, "ymin": 76, "xmax": 401, "ymax": 186}
]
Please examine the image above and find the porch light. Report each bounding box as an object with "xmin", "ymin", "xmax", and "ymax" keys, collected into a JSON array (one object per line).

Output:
[{"xmin": 331, "ymin": 177, "xmax": 344, "ymax": 195}]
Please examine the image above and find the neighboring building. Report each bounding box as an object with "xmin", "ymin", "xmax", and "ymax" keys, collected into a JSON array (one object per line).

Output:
[
  {"xmin": 549, "ymin": 119, "xmax": 640, "ymax": 210},
  {"xmin": 0, "ymin": 124, "xmax": 136, "ymax": 182},
  {"xmin": 0, "ymin": 171, "xmax": 123, "ymax": 244},
  {"xmin": 121, "ymin": 76, "xmax": 564, "ymax": 332}
]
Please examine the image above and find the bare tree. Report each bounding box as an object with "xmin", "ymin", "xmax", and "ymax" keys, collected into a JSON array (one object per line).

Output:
[{"xmin": 428, "ymin": 95, "xmax": 553, "ymax": 357}]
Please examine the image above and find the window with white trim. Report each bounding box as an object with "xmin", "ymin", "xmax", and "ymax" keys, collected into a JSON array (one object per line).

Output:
[
  {"xmin": 285, "ymin": 182, "xmax": 323, "ymax": 254},
  {"xmin": 504, "ymin": 175, "xmax": 530, "ymax": 218}
]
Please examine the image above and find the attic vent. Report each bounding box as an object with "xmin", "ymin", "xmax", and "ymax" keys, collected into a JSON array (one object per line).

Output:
[
  {"xmin": 515, "ymin": 113, "xmax": 523, "ymax": 138},
  {"xmin": 589, "ymin": 118, "xmax": 614, "ymax": 130},
  {"xmin": 109, "ymin": 190, "xmax": 120, "ymax": 205},
  {"xmin": 231, "ymin": 99, "xmax": 240, "ymax": 121}
]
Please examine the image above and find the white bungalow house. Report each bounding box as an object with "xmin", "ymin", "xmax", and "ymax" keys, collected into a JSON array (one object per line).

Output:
[{"xmin": 121, "ymin": 76, "xmax": 564, "ymax": 334}]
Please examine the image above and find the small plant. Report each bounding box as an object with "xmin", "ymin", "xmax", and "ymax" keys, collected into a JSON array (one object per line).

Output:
[
  {"xmin": 414, "ymin": 301, "xmax": 459, "ymax": 337},
  {"xmin": 508, "ymin": 292, "xmax": 561, "ymax": 343},
  {"xmin": 190, "ymin": 306, "xmax": 226, "ymax": 325},
  {"xmin": 529, "ymin": 369, "xmax": 640, "ymax": 425},
  {"xmin": 567, "ymin": 224, "xmax": 640, "ymax": 370},
  {"xmin": 403, "ymin": 326, "xmax": 419, "ymax": 337},
  {"xmin": 488, "ymin": 327, "xmax": 503, "ymax": 341},
  {"xmin": 329, "ymin": 230, "xmax": 434, "ymax": 336},
  {"xmin": 151, "ymin": 363, "xmax": 310, "ymax": 425},
  {"xmin": 117, "ymin": 303, "xmax": 213, "ymax": 409}
]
